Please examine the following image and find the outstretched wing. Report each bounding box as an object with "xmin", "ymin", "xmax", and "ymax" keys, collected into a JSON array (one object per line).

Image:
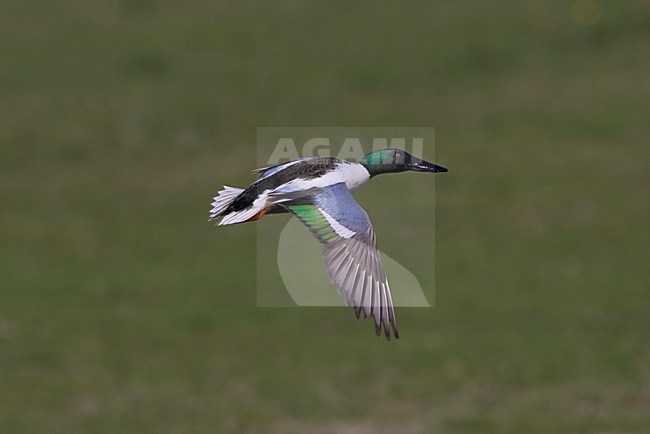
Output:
[{"xmin": 281, "ymin": 183, "xmax": 399, "ymax": 339}]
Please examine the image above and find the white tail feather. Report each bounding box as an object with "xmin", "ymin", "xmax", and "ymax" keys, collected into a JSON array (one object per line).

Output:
[
  {"xmin": 209, "ymin": 186, "xmax": 245, "ymax": 221},
  {"xmin": 218, "ymin": 207, "xmax": 258, "ymax": 226},
  {"xmin": 217, "ymin": 190, "xmax": 270, "ymax": 226}
]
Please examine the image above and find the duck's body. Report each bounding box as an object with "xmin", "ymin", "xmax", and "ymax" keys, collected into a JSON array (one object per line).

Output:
[
  {"xmin": 211, "ymin": 157, "xmax": 371, "ymax": 225},
  {"xmin": 209, "ymin": 149, "xmax": 447, "ymax": 340}
]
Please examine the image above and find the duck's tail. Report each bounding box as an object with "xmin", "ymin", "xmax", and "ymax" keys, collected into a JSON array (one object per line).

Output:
[{"xmin": 208, "ymin": 186, "xmax": 245, "ymax": 222}]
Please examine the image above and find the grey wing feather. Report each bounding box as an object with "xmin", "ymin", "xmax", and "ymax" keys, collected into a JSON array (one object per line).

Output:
[{"xmin": 323, "ymin": 229, "xmax": 399, "ymax": 339}]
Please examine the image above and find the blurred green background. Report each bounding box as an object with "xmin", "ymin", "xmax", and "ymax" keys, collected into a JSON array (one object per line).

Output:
[{"xmin": 1, "ymin": 1, "xmax": 649, "ymax": 433}]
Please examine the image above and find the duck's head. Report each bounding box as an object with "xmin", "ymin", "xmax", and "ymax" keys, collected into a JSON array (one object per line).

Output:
[{"xmin": 360, "ymin": 148, "xmax": 448, "ymax": 177}]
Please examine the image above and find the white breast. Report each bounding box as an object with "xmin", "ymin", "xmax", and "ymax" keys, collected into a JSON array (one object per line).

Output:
[{"xmin": 338, "ymin": 162, "xmax": 371, "ymax": 191}]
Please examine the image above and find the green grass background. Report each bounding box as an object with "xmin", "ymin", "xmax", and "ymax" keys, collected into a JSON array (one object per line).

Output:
[{"xmin": 1, "ymin": 1, "xmax": 649, "ymax": 432}]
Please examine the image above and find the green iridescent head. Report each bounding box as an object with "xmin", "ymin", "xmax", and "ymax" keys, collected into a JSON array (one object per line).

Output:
[{"xmin": 360, "ymin": 148, "xmax": 448, "ymax": 177}]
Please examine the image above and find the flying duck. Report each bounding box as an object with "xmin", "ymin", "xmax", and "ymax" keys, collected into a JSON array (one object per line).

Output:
[{"xmin": 209, "ymin": 148, "xmax": 448, "ymax": 340}]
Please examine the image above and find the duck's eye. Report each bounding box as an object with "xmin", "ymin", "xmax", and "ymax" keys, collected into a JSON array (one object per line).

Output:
[{"xmin": 395, "ymin": 153, "xmax": 401, "ymax": 158}]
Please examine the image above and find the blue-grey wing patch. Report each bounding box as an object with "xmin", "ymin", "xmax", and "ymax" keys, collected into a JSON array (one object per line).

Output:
[{"xmin": 284, "ymin": 183, "xmax": 399, "ymax": 340}]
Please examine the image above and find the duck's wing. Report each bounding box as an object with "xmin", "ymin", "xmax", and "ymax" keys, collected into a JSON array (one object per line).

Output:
[{"xmin": 282, "ymin": 182, "xmax": 399, "ymax": 340}]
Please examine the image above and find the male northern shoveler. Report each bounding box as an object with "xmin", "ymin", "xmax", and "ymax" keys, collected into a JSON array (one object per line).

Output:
[{"xmin": 209, "ymin": 148, "xmax": 447, "ymax": 340}]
